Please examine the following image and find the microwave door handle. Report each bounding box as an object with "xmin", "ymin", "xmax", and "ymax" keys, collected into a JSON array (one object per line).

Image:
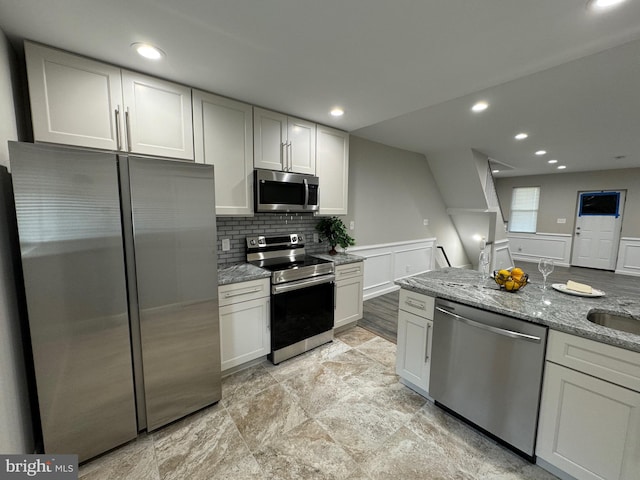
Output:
[{"xmin": 303, "ymin": 178, "xmax": 309, "ymax": 208}]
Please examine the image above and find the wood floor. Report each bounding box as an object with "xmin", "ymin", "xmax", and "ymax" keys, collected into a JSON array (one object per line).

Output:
[
  {"xmin": 357, "ymin": 263, "xmax": 640, "ymax": 344},
  {"xmin": 358, "ymin": 290, "xmax": 399, "ymax": 344}
]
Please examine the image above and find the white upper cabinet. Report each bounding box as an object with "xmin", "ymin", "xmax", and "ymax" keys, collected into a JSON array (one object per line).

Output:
[
  {"xmin": 316, "ymin": 126, "xmax": 349, "ymax": 215},
  {"xmin": 193, "ymin": 90, "xmax": 253, "ymax": 216},
  {"xmin": 25, "ymin": 42, "xmax": 194, "ymax": 160},
  {"xmin": 25, "ymin": 41, "xmax": 122, "ymax": 151},
  {"xmin": 253, "ymin": 107, "xmax": 316, "ymax": 174},
  {"xmin": 121, "ymin": 71, "xmax": 193, "ymax": 160}
]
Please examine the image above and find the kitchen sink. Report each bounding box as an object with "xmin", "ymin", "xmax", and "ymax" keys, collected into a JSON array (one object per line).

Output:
[{"xmin": 587, "ymin": 311, "xmax": 640, "ymax": 336}]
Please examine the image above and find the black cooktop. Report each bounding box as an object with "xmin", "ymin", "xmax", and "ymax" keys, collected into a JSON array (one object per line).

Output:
[{"xmin": 253, "ymin": 255, "xmax": 331, "ymax": 273}]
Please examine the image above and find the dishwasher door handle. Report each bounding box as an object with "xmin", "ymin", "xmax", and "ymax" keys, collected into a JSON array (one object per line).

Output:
[{"xmin": 435, "ymin": 307, "xmax": 542, "ymax": 343}]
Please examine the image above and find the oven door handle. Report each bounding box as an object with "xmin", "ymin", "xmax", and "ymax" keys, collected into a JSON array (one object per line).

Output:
[
  {"xmin": 272, "ymin": 274, "xmax": 335, "ymax": 295},
  {"xmin": 435, "ymin": 307, "xmax": 542, "ymax": 343}
]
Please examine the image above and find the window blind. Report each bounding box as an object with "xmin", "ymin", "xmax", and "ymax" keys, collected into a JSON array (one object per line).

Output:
[{"xmin": 509, "ymin": 187, "xmax": 540, "ymax": 233}]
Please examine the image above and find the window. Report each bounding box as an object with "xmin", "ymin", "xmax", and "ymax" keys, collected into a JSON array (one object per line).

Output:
[{"xmin": 509, "ymin": 187, "xmax": 540, "ymax": 233}]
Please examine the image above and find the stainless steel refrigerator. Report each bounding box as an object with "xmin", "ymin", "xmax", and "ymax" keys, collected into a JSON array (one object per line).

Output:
[{"xmin": 9, "ymin": 142, "xmax": 221, "ymax": 462}]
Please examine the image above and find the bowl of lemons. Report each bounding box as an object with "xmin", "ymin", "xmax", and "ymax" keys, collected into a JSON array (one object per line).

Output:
[{"xmin": 493, "ymin": 267, "xmax": 529, "ymax": 292}]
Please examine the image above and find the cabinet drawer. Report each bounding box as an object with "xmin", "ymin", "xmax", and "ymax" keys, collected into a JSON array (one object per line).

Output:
[
  {"xmin": 219, "ymin": 278, "xmax": 270, "ymax": 307},
  {"xmin": 335, "ymin": 262, "xmax": 363, "ymax": 281},
  {"xmin": 546, "ymin": 330, "xmax": 640, "ymax": 392},
  {"xmin": 399, "ymin": 289, "xmax": 434, "ymax": 320}
]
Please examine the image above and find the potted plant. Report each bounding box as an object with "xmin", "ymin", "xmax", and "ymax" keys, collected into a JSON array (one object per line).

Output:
[{"xmin": 315, "ymin": 216, "xmax": 355, "ymax": 255}]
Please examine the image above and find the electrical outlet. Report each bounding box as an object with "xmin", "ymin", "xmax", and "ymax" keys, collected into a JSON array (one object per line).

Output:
[
  {"xmin": 405, "ymin": 265, "xmax": 411, "ymax": 273},
  {"xmin": 423, "ymin": 219, "xmax": 429, "ymax": 226},
  {"xmin": 221, "ymin": 238, "xmax": 231, "ymax": 251},
  {"xmin": 349, "ymin": 221, "xmax": 355, "ymax": 230},
  {"xmin": 313, "ymin": 233, "xmax": 319, "ymax": 243}
]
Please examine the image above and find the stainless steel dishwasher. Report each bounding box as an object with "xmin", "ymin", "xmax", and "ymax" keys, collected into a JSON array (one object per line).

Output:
[{"xmin": 430, "ymin": 298, "xmax": 548, "ymax": 460}]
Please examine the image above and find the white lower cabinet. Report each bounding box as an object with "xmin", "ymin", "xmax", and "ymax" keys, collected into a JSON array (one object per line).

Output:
[
  {"xmin": 218, "ymin": 279, "xmax": 270, "ymax": 371},
  {"xmin": 334, "ymin": 262, "xmax": 364, "ymax": 329},
  {"xmin": 536, "ymin": 331, "xmax": 640, "ymax": 480},
  {"xmin": 395, "ymin": 289, "xmax": 434, "ymax": 397}
]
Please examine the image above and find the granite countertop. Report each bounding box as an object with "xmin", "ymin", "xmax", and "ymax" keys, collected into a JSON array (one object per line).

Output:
[
  {"xmin": 218, "ymin": 263, "xmax": 271, "ymax": 286},
  {"xmin": 396, "ymin": 268, "xmax": 640, "ymax": 353},
  {"xmin": 218, "ymin": 253, "xmax": 365, "ymax": 286},
  {"xmin": 312, "ymin": 252, "xmax": 365, "ymax": 265}
]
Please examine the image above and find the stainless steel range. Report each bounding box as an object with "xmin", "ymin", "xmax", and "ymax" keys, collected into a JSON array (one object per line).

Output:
[{"xmin": 247, "ymin": 233, "xmax": 335, "ymax": 364}]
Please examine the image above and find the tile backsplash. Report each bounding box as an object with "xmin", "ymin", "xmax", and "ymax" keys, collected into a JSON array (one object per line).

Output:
[{"xmin": 216, "ymin": 213, "xmax": 327, "ymax": 266}]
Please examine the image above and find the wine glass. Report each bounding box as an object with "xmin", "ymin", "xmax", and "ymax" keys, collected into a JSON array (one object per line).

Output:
[
  {"xmin": 538, "ymin": 258, "xmax": 554, "ymax": 290},
  {"xmin": 479, "ymin": 250, "xmax": 490, "ymax": 284}
]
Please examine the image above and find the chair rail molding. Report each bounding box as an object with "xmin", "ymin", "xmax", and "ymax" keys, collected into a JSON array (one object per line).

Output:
[
  {"xmin": 347, "ymin": 238, "xmax": 436, "ymax": 300},
  {"xmin": 616, "ymin": 237, "xmax": 640, "ymax": 277}
]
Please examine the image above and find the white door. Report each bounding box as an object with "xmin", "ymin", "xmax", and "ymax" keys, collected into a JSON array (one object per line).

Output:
[
  {"xmin": 25, "ymin": 42, "xmax": 123, "ymax": 151},
  {"xmin": 253, "ymin": 107, "xmax": 287, "ymax": 171},
  {"xmin": 287, "ymin": 116, "xmax": 316, "ymax": 174},
  {"xmin": 571, "ymin": 191, "xmax": 625, "ymax": 270},
  {"xmin": 193, "ymin": 90, "xmax": 253, "ymax": 215},
  {"xmin": 121, "ymin": 71, "xmax": 194, "ymax": 160}
]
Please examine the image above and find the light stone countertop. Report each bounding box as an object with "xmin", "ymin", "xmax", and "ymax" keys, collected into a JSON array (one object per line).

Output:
[
  {"xmin": 396, "ymin": 267, "xmax": 640, "ymax": 353},
  {"xmin": 218, "ymin": 253, "xmax": 365, "ymax": 286},
  {"xmin": 312, "ymin": 252, "xmax": 365, "ymax": 266},
  {"xmin": 218, "ymin": 263, "xmax": 271, "ymax": 286}
]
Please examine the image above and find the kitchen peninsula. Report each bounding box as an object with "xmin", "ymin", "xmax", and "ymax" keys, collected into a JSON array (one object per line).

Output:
[
  {"xmin": 396, "ymin": 267, "xmax": 640, "ymax": 480},
  {"xmin": 397, "ymin": 267, "xmax": 640, "ymax": 352}
]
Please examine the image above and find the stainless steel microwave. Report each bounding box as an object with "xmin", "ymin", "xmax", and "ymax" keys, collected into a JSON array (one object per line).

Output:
[{"xmin": 254, "ymin": 169, "xmax": 319, "ymax": 213}]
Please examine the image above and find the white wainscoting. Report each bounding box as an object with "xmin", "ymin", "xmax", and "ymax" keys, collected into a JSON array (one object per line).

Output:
[
  {"xmin": 616, "ymin": 238, "xmax": 640, "ymax": 277},
  {"xmin": 348, "ymin": 238, "xmax": 436, "ymax": 300},
  {"xmin": 508, "ymin": 233, "xmax": 573, "ymax": 267}
]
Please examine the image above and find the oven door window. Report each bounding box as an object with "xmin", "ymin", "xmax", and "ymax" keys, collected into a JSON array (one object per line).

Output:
[{"xmin": 271, "ymin": 281, "xmax": 334, "ymax": 351}]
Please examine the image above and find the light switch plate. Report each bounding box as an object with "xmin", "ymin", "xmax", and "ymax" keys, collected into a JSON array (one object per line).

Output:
[{"xmin": 557, "ymin": 218, "xmax": 567, "ymax": 224}]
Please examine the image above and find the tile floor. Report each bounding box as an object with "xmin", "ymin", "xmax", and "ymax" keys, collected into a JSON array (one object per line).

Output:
[{"xmin": 78, "ymin": 327, "xmax": 558, "ymax": 480}]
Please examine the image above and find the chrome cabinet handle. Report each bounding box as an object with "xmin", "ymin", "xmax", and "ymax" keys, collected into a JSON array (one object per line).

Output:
[
  {"xmin": 281, "ymin": 142, "xmax": 287, "ymax": 171},
  {"xmin": 125, "ymin": 107, "xmax": 132, "ymax": 152},
  {"xmin": 114, "ymin": 106, "xmax": 122, "ymax": 150},
  {"xmin": 425, "ymin": 324, "xmax": 431, "ymax": 362},
  {"xmin": 266, "ymin": 300, "xmax": 270, "ymax": 330},
  {"xmin": 435, "ymin": 307, "xmax": 542, "ymax": 343},
  {"xmin": 223, "ymin": 286, "xmax": 262, "ymax": 298},
  {"xmin": 288, "ymin": 141, "xmax": 292, "ymax": 171},
  {"xmin": 405, "ymin": 299, "xmax": 426, "ymax": 310}
]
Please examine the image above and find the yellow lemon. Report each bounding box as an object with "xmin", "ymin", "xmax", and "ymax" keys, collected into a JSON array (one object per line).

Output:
[
  {"xmin": 511, "ymin": 267, "xmax": 524, "ymax": 280},
  {"xmin": 504, "ymin": 279, "xmax": 518, "ymax": 291}
]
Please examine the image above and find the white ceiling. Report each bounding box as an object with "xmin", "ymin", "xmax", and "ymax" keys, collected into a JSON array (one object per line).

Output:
[{"xmin": 1, "ymin": 0, "xmax": 639, "ymax": 177}]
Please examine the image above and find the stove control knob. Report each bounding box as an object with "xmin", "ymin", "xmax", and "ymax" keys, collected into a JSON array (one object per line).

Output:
[
  {"xmin": 258, "ymin": 238, "xmax": 265, "ymax": 245},
  {"xmin": 291, "ymin": 235, "xmax": 297, "ymax": 242},
  {"xmin": 298, "ymin": 235, "xmax": 304, "ymax": 242},
  {"xmin": 249, "ymin": 239, "xmax": 256, "ymax": 246}
]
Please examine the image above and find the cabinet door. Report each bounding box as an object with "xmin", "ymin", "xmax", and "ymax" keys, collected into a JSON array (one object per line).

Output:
[
  {"xmin": 288, "ymin": 116, "xmax": 316, "ymax": 174},
  {"xmin": 317, "ymin": 126, "xmax": 349, "ymax": 215},
  {"xmin": 193, "ymin": 90, "xmax": 253, "ymax": 215},
  {"xmin": 537, "ymin": 362, "xmax": 640, "ymax": 480},
  {"xmin": 219, "ymin": 297, "xmax": 270, "ymax": 371},
  {"xmin": 253, "ymin": 107, "xmax": 287, "ymax": 171},
  {"xmin": 25, "ymin": 42, "xmax": 123, "ymax": 150},
  {"xmin": 396, "ymin": 310, "xmax": 432, "ymax": 393},
  {"xmin": 335, "ymin": 275, "xmax": 363, "ymax": 328},
  {"xmin": 122, "ymin": 71, "xmax": 194, "ymax": 160}
]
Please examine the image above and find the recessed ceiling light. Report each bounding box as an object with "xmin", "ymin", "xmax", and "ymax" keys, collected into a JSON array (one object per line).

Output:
[
  {"xmin": 330, "ymin": 107, "xmax": 345, "ymax": 117},
  {"xmin": 587, "ymin": 0, "xmax": 627, "ymax": 11},
  {"xmin": 514, "ymin": 133, "xmax": 528, "ymax": 140},
  {"xmin": 535, "ymin": 150, "xmax": 547, "ymax": 156},
  {"xmin": 131, "ymin": 43, "xmax": 165, "ymax": 60},
  {"xmin": 557, "ymin": 165, "xmax": 567, "ymax": 170},
  {"xmin": 548, "ymin": 159, "xmax": 558, "ymax": 164},
  {"xmin": 492, "ymin": 169, "xmax": 500, "ymax": 173},
  {"xmin": 471, "ymin": 101, "xmax": 489, "ymax": 113}
]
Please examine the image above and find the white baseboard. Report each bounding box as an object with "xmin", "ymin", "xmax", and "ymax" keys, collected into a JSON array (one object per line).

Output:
[
  {"xmin": 616, "ymin": 237, "xmax": 640, "ymax": 277},
  {"xmin": 349, "ymin": 238, "xmax": 436, "ymax": 300}
]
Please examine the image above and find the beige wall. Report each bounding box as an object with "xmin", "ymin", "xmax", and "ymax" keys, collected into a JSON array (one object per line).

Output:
[
  {"xmin": 495, "ymin": 168, "xmax": 640, "ymax": 237},
  {"xmin": 0, "ymin": 30, "xmax": 34, "ymax": 454},
  {"xmin": 345, "ymin": 136, "xmax": 469, "ymax": 267}
]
